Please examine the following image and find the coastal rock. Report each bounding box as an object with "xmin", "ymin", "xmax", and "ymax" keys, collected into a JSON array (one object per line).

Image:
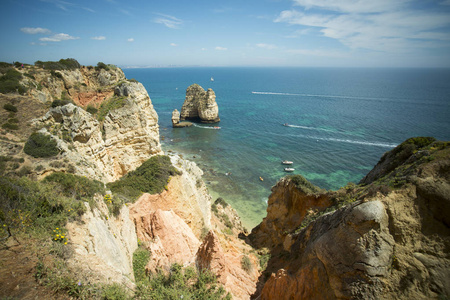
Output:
[
  {"xmin": 32, "ymin": 81, "xmax": 162, "ymax": 182},
  {"xmin": 252, "ymin": 139, "xmax": 450, "ymax": 300},
  {"xmin": 180, "ymin": 84, "xmax": 220, "ymax": 123},
  {"xmin": 134, "ymin": 209, "xmax": 200, "ymax": 273},
  {"xmin": 196, "ymin": 231, "xmax": 228, "ymax": 284},
  {"xmin": 172, "ymin": 109, "xmax": 180, "ymax": 125},
  {"xmin": 66, "ymin": 198, "xmax": 138, "ymax": 287}
]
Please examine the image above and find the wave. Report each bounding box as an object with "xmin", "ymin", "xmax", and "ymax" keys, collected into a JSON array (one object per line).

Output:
[
  {"xmin": 252, "ymin": 91, "xmax": 394, "ymax": 102},
  {"xmin": 285, "ymin": 124, "xmax": 334, "ymax": 132},
  {"xmin": 317, "ymin": 137, "xmax": 398, "ymax": 148}
]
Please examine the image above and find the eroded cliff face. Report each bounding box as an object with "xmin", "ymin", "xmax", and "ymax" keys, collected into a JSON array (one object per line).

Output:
[
  {"xmin": 127, "ymin": 154, "xmax": 259, "ymax": 299},
  {"xmin": 31, "ymin": 81, "xmax": 162, "ymax": 182},
  {"xmin": 251, "ymin": 139, "xmax": 450, "ymax": 300},
  {"xmin": 180, "ymin": 84, "xmax": 220, "ymax": 123},
  {"xmin": 65, "ymin": 197, "xmax": 138, "ymax": 287}
]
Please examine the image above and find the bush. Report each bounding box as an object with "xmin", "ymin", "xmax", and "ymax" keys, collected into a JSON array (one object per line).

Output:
[
  {"xmin": 215, "ymin": 197, "xmax": 228, "ymax": 208},
  {"xmin": 135, "ymin": 263, "xmax": 230, "ymax": 300},
  {"xmin": 50, "ymin": 70, "xmax": 63, "ymax": 79},
  {"xmin": 107, "ymin": 155, "xmax": 181, "ymax": 201},
  {"xmin": 86, "ymin": 105, "xmax": 98, "ymax": 115},
  {"xmin": 96, "ymin": 95, "xmax": 126, "ymax": 121},
  {"xmin": 289, "ymin": 174, "xmax": 324, "ymax": 195},
  {"xmin": 0, "ymin": 69, "xmax": 27, "ymax": 95},
  {"xmin": 241, "ymin": 255, "xmax": 252, "ymax": 273},
  {"xmin": 133, "ymin": 246, "xmax": 151, "ymax": 283},
  {"xmin": 24, "ymin": 132, "xmax": 59, "ymax": 158},
  {"xmin": 2, "ymin": 123, "xmax": 19, "ymax": 130},
  {"xmin": 43, "ymin": 172, "xmax": 105, "ymax": 199},
  {"xmin": 51, "ymin": 99, "xmax": 72, "ymax": 107},
  {"xmin": 35, "ymin": 58, "xmax": 80, "ymax": 70},
  {"xmin": 96, "ymin": 62, "xmax": 109, "ymax": 70}
]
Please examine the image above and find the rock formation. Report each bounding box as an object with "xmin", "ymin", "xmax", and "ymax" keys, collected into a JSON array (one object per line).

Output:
[
  {"xmin": 250, "ymin": 138, "xmax": 450, "ymax": 299},
  {"xmin": 180, "ymin": 84, "xmax": 220, "ymax": 123},
  {"xmin": 172, "ymin": 108, "xmax": 192, "ymax": 128},
  {"xmin": 32, "ymin": 81, "xmax": 162, "ymax": 182}
]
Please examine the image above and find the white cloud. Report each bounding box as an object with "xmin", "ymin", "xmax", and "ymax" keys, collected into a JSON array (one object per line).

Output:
[
  {"xmin": 170, "ymin": 43, "xmax": 178, "ymax": 47},
  {"xmin": 127, "ymin": 38, "xmax": 134, "ymax": 42},
  {"xmin": 275, "ymin": 1, "xmax": 450, "ymax": 54},
  {"xmin": 292, "ymin": 0, "xmax": 405, "ymax": 13},
  {"xmin": 256, "ymin": 43, "xmax": 277, "ymax": 50},
  {"xmin": 201, "ymin": 48, "xmax": 207, "ymax": 51},
  {"xmin": 20, "ymin": 27, "xmax": 51, "ymax": 34},
  {"xmin": 153, "ymin": 13, "xmax": 183, "ymax": 29},
  {"xmin": 40, "ymin": 0, "xmax": 73, "ymax": 11},
  {"xmin": 91, "ymin": 36, "xmax": 106, "ymax": 40},
  {"xmin": 39, "ymin": 33, "xmax": 79, "ymax": 42},
  {"xmin": 215, "ymin": 46, "xmax": 228, "ymax": 51}
]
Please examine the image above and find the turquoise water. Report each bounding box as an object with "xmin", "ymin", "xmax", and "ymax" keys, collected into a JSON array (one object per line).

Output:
[{"xmin": 124, "ymin": 67, "xmax": 450, "ymax": 228}]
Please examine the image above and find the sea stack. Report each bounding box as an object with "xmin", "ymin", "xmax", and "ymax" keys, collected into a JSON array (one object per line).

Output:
[
  {"xmin": 171, "ymin": 108, "xmax": 192, "ymax": 128},
  {"xmin": 180, "ymin": 84, "xmax": 220, "ymax": 123}
]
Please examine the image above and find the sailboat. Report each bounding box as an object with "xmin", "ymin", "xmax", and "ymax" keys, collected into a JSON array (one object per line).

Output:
[{"xmin": 210, "ymin": 76, "xmax": 214, "ymax": 82}]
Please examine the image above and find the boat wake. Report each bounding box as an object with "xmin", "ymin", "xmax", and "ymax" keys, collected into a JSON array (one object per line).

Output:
[
  {"xmin": 193, "ymin": 124, "xmax": 221, "ymax": 130},
  {"xmin": 252, "ymin": 91, "xmax": 395, "ymax": 103},
  {"xmin": 285, "ymin": 124, "xmax": 334, "ymax": 132}
]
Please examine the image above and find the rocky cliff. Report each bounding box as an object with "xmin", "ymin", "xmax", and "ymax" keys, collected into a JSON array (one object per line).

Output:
[
  {"xmin": 1, "ymin": 62, "xmax": 162, "ymax": 182},
  {"xmin": 250, "ymin": 138, "xmax": 450, "ymax": 299},
  {"xmin": 180, "ymin": 84, "xmax": 220, "ymax": 123}
]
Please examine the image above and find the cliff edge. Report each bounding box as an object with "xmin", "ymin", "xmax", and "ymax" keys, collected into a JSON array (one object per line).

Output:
[{"xmin": 250, "ymin": 137, "xmax": 450, "ymax": 299}]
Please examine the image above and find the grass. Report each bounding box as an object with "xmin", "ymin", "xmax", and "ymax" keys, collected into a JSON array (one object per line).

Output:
[
  {"xmin": 107, "ymin": 155, "xmax": 181, "ymax": 201},
  {"xmin": 133, "ymin": 246, "xmax": 151, "ymax": 283},
  {"xmin": 24, "ymin": 132, "xmax": 60, "ymax": 158}
]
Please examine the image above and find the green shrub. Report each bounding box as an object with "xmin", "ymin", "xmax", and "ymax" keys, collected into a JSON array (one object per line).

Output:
[
  {"xmin": 86, "ymin": 105, "xmax": 98, "ymax": 115},
  {"xmin": 289, "ymin": 174, "xmax": 324, "ymax": 195},
  {"xmin": 241, "ymin": 255, "xmax": 252, "ymax": 273},
  {"xmin": 133, "ymin": 246, "xmax": 151, "ymax": 283},
  {"xmin": 3, "ymin": 103, "xmax": 17, "ymax": 112},
  {"xmin": 51, "ymin": 99, "xmax": 72, "ymax": 107},
  {"xmin": 24, "ymin": 132, "xmax": 59, "ymax": 158},
  {"xmin": 102, "ymin": 283, "xmax": 130, "ymax": 300},
  {"xmin": 43, "ymin": 172, "xmax": 105, "ymax": 199},
  {"xmin": 0, "ymin": 69, "xmax": 27, "ymax": 95},
  {"xmin": 2, "ymin": 123, "xmax": 19, "ymax": 130},
  {"xmin": 96, "ymin": 95, "xmax": 127, "ymax": 121},
  {"xmin": 50, "ymin": 70, "xmax": 63, "ymax": 79},
  {"xmin": 0, "ymin": 62, "xmax": 12, "ymax": 73},
  {"xmin": 96, "ymin": 62, "xmax": 109, "ymax": 70},
  {"xmin": 107, "ymin": 155, "xmax": 181, "ymax": 200},
  {"xmin": 135, "ymin": 263, "xmax": 230, "ymax": 300},
  {"xmin": 35, "ymin": 58, "xmax": 80, "ymax": 70},
  {"xmin": 214, "ymin": 197, "xmax": 228, "ymax": 208}
]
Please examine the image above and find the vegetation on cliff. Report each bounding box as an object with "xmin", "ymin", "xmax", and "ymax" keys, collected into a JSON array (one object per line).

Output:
[{"xmin": 107, "ymin": 155, "xmax": 181, "ymax": 200}]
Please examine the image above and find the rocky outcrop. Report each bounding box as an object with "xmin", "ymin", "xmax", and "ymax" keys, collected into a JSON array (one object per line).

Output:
[
  {"xmin": 32, "ymin": 81, "xmax": 162, "ymax": 182},
  {"xmin": 251, "ymin": 176, "xmax": 332, "ymax": 250},
  {"xmin": 172, "ymin": 108, "xmax": 192, "ymax": 128},
  {"xmin": 135, "ymin": 209, "xmax": 200, "ymax": 273},
  {"xmin": 251, "ymin": 139, "xmax": 450, "ymax": 299},
  {"xmin": 66, "ymin": 197, "xmax": 138, "ymax": 287},
  {"xmin": 180, "ymin": 84, "xmax": 220, "ymax": 123}
]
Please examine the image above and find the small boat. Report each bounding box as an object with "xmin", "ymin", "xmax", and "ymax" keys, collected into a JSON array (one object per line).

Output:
[
  {"xmin": 282, "ymin": 160, "xmax": 293, "ymax": 165},
  {"xmin": 214, "ymin": 126, "xmax": 221, "ymax": 129},
  {"xmin": 283, "ymin": 123, "xmax": 289, "ymax": 127},
  {"xmin": 259, "ymin": 177, "xmax": 264, "ymax": 181},
  {"xmin": 284, "ymin": 168, "xmax": 295, "ymax": 172},
  {"xmin": 211, "ymin": 77, "xmax": 214, "ymax": 82}
]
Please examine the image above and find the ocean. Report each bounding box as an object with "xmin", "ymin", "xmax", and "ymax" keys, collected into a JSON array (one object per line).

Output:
[{"xmin": 123, "ymin": 67, "xmax": 450, "ymax": 229}]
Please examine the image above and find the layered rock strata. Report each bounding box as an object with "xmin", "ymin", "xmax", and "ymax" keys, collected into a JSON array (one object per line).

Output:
[
  {"xmin": 250, "ymin": 139, "xmax": 450, "ymax": 299},
  {"xmin": 180, "ymin": 84, "xmax": 220, "ymax": 123},
  {"xmin": 32, "ymin": 81, "xmax": 162, "ymax": 182}
]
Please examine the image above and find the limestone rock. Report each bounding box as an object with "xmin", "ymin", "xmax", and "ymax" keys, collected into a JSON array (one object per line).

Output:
[
  {"xmin": 32, "ymin": 81, "xmax": 162, "ymax": 182},
  {"xmin": 66, "ymin": 198, "xmax": 138, "ymax": 287},
  {"xmin": 172, "ymin": 109, "xmax": 180, "ymax": 125},
  {"xmin": 180, "ymin": 84, "xmax": 220, "ymax": 123}
]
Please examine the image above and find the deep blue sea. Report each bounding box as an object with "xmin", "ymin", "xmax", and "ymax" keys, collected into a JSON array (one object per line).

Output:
[{"xmin": 123, "ymin": 67, "xmax": 450, "ymax": 228}]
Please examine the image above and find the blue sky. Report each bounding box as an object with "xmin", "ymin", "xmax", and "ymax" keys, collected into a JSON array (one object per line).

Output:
[{"xmin": 1, "ymin": 0, "xmax": 450, "ymax": 68}]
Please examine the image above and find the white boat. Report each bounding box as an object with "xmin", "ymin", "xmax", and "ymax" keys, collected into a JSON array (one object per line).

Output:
[
  {"xmin": 282, "ymin": 160, "xmax": 293, "ymax": 165},
  {"xmin": 211, "ymin": 77, "xmax": 214, "ymax": 82},
  {"xmin": 284, "ymin": 167, "xmax": 295, "ymax": 172}
]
